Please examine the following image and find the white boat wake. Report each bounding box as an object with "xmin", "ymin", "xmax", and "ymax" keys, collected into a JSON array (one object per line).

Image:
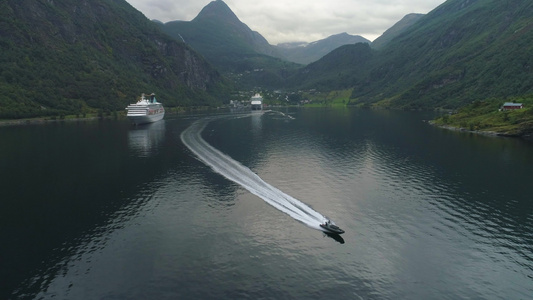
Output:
[{"xmin": 180, "ymin": 113, "xmax": 329, "ymax": 231}]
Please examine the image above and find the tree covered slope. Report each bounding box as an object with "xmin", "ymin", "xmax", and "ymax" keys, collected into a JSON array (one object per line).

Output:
[
  {"xmin": 367, "ymin": 0, "xmax": 533, "ymax": 109},
  {"xmin": 288, "ymin": 0, "xmax": 533, "ymax": 110},
  {"xmin": 0, "ymin": 0, "xmax": 229, "ymax": 119}
]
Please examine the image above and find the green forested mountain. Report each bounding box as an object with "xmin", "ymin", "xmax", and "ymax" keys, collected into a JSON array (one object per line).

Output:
[
  {"xmin": 158, "ymin": 0, "xmax": 300, "ymax": 89},
  {"xmin": 365, "ymin": 0, "xmax": 533, "ymax": 109},
  {"xmin": 158, "ymin": 1, "xmax": 372, "ymax": 87},
  {"xmin": 287, "ymin": 43, "xmax": 374, "ymax": 91},
  {"xmin": 371, "ymin": 13, "xmax": 424, "ymax": 50},
  {"xmin": 0, "ymin": 0, "xmax": 229, "ymax": 119},
  {"xmin": 2, "ymin": 0, "xmax": 532, "ymax": 120},
  {"xmin": 290, "ymin": 0, "xmax": 533, "ymax": 110},
  {"xmin": 276, "ymin": 33, "xmax": 370, "ymax": 65}
]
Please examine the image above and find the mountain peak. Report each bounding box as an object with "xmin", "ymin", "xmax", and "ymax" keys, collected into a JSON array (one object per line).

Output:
[
  {"xmin": 160, "ymin": 0, "xmax": 279, "ymax": 71},
  {"xmin": 333, "ymin": 32, "xmax": 350, "ymax": 37},
  {"xmin": 193, "ymin": 0, "xmax": 239, "ymax": 24}
]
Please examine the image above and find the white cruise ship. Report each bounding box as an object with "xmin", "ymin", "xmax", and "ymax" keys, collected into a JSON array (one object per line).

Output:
[
  {"xmin": 250, "ymin": 93, "xmax": 263, "ymax": 110},
  {"xmin": 126, "ymin": 93, "xmax": 165, "ymax": 125}
]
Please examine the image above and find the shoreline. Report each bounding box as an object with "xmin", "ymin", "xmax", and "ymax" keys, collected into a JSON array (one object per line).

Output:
[
  {"xmin": 427, "ymin": 120, "xmax": 532, "ymax": 140},
  {"xmin": 0, "ymin": 106, "xmax": 221, "ymax": 127},
  {"xmin": 0, "ymin": 116, "xmax": 110, "ymax": 127}
]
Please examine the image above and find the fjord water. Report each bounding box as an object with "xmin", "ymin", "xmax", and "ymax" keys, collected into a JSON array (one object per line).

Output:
[{"xmin": 1, "ymin": 108, "xmax": 532, "ymax": 299}]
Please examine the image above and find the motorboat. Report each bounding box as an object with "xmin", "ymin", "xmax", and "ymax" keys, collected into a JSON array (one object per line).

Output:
[{"xmin": 319, "ymin": 220, "xmax": 345, "ymax": 234}]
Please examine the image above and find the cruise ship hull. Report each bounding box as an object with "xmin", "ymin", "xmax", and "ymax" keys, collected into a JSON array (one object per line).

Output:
[{"xmin": 127, "ymin": 112, "xmax": 164, "ymax": 125}]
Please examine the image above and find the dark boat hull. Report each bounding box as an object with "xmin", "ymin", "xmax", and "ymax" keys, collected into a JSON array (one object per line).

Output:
[{"xmin": 324, "ymin": 231, "xmax": 345, "ymax": 244}]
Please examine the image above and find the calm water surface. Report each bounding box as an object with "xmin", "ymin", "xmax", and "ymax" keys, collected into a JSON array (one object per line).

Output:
[{"xmin": 1, "ymin": 108, "xmax": 532, "ymax": 299}]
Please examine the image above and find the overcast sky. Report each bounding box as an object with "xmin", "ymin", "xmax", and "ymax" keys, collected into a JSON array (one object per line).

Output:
[{"xmin": 125, "ymin": 0, "xmax": 445, "ymax": 44}]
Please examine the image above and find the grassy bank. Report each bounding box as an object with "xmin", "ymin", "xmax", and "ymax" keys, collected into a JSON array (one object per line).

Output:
[
  {"xmin": 432, "ymin": 95, "xmax": 533, "ymax": 137},
  {"xmin": 301, "ymin": 89, "xmax": 353, "ymax": 107}
]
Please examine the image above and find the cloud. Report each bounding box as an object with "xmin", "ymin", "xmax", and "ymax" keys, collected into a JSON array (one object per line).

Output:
[{"xmin": 126, "ymin": 0, "xmax": 445, "ymax": 44}]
